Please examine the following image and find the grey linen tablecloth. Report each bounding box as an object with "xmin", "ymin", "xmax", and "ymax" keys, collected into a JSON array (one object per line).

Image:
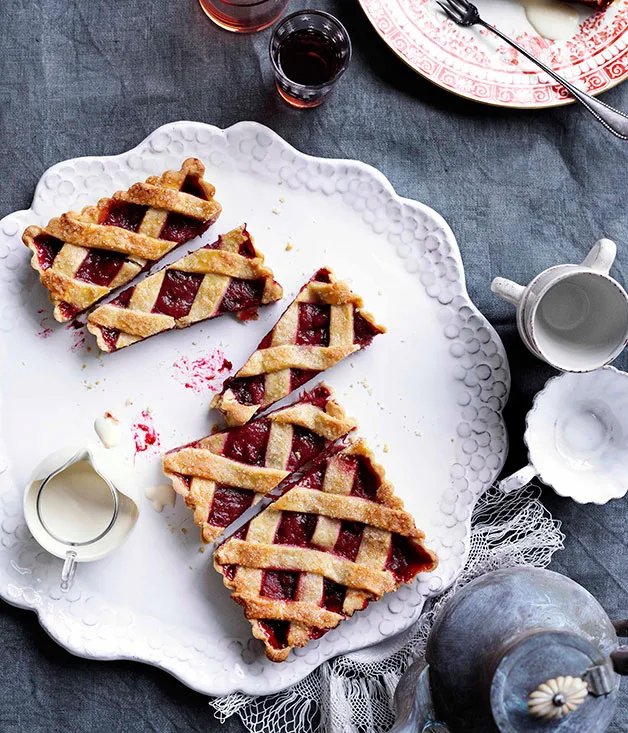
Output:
[{"xmin": 1, "ymin": 0, "xmax": 628, "ymax": 730}]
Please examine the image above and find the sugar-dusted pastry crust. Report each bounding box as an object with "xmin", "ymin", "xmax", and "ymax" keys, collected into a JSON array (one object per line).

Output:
[
  {"xmin": 213, "ymin": 438, "xmax": 438, "ymax": 662},
  {"xmin": 87, "ymin": 225, "xmax": 283, "ymax": 352},
  {"xmin": 212, "ymin": 267, "xmax": 386, "ymax": 426},
  {"xmin": 162, "ymin": 383, "xmax": 357, "ymax": 543},
  {"xmin": 23, "ymin": 158, "xmax": 221, "ymax": 322}
]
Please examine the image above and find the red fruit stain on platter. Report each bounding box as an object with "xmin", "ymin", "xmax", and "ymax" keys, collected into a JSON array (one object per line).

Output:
[
  {"xmin": 131, "ymin": 410, "xmax": 161, "ymax": 456},
  {"xmin": 71, "ymin": 331, "xmax": 86, "ymax": 351},
  {"xmin": 171, "ymin": 349, "xmax": 232, "ymax": 393},
  {"xmin": 36, "ymin": 315, "xmax": 53, "ymax": 339},
  {"xmin": 66, "ymin": 323, "xmax": 86, "ymax": 352}
]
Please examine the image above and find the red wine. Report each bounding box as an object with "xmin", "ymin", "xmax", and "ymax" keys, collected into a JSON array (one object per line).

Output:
[{"xmin": 277, "ymin": 29, "xmax": 341, "ymax": 86}]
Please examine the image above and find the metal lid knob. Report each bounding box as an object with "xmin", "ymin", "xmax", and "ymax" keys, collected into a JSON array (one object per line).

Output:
[{"xmin": 527, "ymin": 676, "xmax": 588, "ymax": 720}]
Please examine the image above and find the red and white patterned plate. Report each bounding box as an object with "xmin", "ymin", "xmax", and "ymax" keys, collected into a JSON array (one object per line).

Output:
[{"xmin": 358, "ymin": 0, "xmax": 628, "ymax": 108}]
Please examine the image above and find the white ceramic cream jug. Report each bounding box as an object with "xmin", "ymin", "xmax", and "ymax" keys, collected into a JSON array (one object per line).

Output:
[
  {"xmin": 492, "ymin": 239, "xmax": 628, "ymax": 372},
  {"xmin": 24, "ymin": 442, "xmax": 140, "ymax": 591}
]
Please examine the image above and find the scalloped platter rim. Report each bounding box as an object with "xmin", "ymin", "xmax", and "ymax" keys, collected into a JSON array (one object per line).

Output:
[{"xmin": 0, "ymin": 121, "xmax": 510, "ymax": 696}]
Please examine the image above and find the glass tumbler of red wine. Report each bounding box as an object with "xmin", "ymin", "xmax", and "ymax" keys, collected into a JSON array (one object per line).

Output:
[{"xmin": 269, "ymin": 10, "xmax": 352, "ymax": 108}]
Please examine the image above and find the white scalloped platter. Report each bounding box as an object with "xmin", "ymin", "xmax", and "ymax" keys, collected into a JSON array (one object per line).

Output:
[{"xmin": 0, "ymin": 121, "xmax": 509, "ymax": 696}]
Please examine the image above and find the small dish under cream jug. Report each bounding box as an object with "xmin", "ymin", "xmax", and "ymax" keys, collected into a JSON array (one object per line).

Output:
[
  {"xmin": 492, "ymin": 239, "xmax": 628, "ymax": 372},
  {"xmin": 24, "ymin": 443, "xmax": 140, "ymax": 591}
]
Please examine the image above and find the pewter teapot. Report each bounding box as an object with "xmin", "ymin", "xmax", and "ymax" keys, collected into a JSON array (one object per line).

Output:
[{"xmin": 392, "ymin": 567, "xmax": 628, "ymax": 732}]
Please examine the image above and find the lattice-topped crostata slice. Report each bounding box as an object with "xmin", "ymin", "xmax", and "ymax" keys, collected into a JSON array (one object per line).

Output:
[
  {"xmin": 213, "ymin": 438, "xmax": 438, "ymax": 662},
  {"xmin": 23, "ymin": 158, "xmax": 221, "ymax": 322},
  {"xmin": 162, "ymin": 384, "xmax": 357, "ymax": 543},
  {"xmin": 212, "ymin": 268, "xmax": 386, "ymax": 426},
  {"xmin": 87, "ymin": 225, "xmax": 283, "ymax": 352}
]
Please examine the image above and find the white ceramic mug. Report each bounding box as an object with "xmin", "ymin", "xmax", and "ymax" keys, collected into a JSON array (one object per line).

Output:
[{"xmin": 492, "ymin": 239, "xmax": 628, "ymax": 372}]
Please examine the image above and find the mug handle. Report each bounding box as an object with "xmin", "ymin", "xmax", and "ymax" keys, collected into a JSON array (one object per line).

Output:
[
  {"xmin": 60, "ymin": 550, "xmax": 77, "ymax": 593},
  {"xmin": 581, "ymin": 238, "xmax": 617, "ymax": 274},
  {"xmin": 498, "ymin": 464, "xmax": 538, "ymax": 493},
  {"xmin": 491, "ymin": 277, "xmax": 526, "ymax": 307}
]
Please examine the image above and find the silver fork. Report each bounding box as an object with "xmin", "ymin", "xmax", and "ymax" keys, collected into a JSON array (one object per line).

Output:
[{"xmin": 437, "ymin": 0, "xmax": 628, "ymax": 139}]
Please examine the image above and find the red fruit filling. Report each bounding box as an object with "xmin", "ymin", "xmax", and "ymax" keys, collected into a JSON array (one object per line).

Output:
[
  {"xmin": 225, "ymin": 375, "xmax": 266, "ymax": 406},
  {"xmin": 237, "ymin": 235, "xmax": 256, "ymax": 258},
  {"xmin": 274, "ymin": 511, "xmax": 318, "ymax": 547},
  {"xmin": 333, "ymin": 521, "xmax": 364, "ymax": 562},
  {"xmin": 110, "ymin": 286, "xmax": 136, "ymax": 308},
  {"xmin": 236, "ymin": 306, "xmax": 261, "ymax": 323},
  {"xmin": 181, "ymin": 175, "xmax": 207, "ymax": 199},
  {"xmin": 152, "ymin": 270, "xmax": 203, "ymax": 319},
  {"xmin": 261, "ymin": 570, "xmax": 298, "ymax": 600},
  {"xmin": 59, "ymin": 303, "xmax": 80, "ymax": 321},
  {"xmin": 350, "ymin": 455, "xmax": 380, "ymax": 500},
  {"xmin": 204, "ymin": 231, "xmax": 256, "ymax": 258},
  {"xmin": 100, "ymin": 200, "xmax": 148, "ymax": 232},
  {"xmin": 158, "ymin": 173, "xmax": 214, "ymax": 243},
  {"xmin": 296, "ymin": 303, "xmax": 330, "ymax": 346},
  {"xmin": 99, "ymin": 327, "xmax": 120, "ymax": 352},
  {"xmin": 354, "ymin": 311, "xmax": 383, "ymax": 347},
  {"xmin": 223, "ymin": 564, "xmax": 237, "ymax": 581},
  {"xmin": 176, "ymin": 473, "xmax": 193, "ymax": 491},
  {"xmin": 258, "ymin": 620, "xmax": 290, "ymax": 650},
  {"xmin": 313, "ymin": 268, "xmax": 332, "ymax": 283},
  {"xmin": 298, "ymin": 467, "xmax": 326, "ymax": 492},
  {"xmin": 217, "ymin": 278, "xmax": 265, "ymax": 315},
  {"xmin": 74, "ymin": 248, "xmax": 126, "ymax": 286},
  {"xmin": 207, "ymin": 486, "xmax": 255, "ymax": 528},
  {"xmin": 385, "ymin": 534, "xmax": 435, "ymax": 583},
  {"xmin": 222, "ymin": 421, "xmax": 272, "ymax": 467},
  {"xmin": 286, "ymin": 427, "xmax": 326, "ymax": 471},
  {"xmin": 33, "ymin": 233, "xmax": 63, "ymax": 270},
  {"xmin": 322, "ymin": 578, "xmax": 347, "ymax": 614},
  {"xmin": 159, "ymin": 212, "xmax": 211, "ymax": 244},
  {"xmin": 302, "ymin": 384, "xmax": 333, "ymax": 408},
  {"xmin": 56, "ymin": 303, "xmax": 79, "ymax": 321}
]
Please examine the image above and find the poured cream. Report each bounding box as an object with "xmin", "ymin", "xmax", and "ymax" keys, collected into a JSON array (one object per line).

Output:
[
  {"xmin": 521, "ymin": 0, "xmax": 579, "ymax": 40},
  {"xmin": 94, "ymin": 412, "xmax": 121, "ymax": 449},
  {"xmin": 145, "ymin": 484, "xmax": 176, "ymax": 513},
  {"xmin": 38, "ymin": 461, "xmax": 116, "ymax": 544}
]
